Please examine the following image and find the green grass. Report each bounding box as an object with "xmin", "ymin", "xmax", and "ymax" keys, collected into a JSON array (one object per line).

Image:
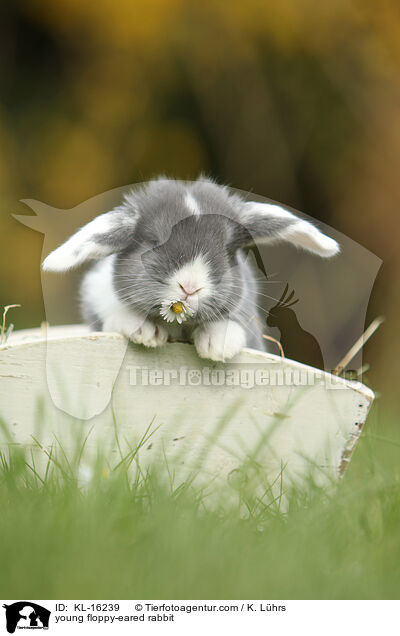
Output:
[{"xmin": 0, "ymin": 407, "xmax": 399, "ymax": 600}]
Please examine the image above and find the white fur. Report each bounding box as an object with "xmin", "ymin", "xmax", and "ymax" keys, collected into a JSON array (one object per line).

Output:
[
  {"xmin": 42, "ymin": 213, "xmax": 113, "ymax": 272},
  {"xmin": 243, "ymin": 201, "xmax": 339, "ymax": 257},
  {"xmin": 121, "ymin": 191, "xmax": 139, "ymax": 210},
  {"xmin": 243, "ymin": 201, "xmax": 294, "ymax": 220},
  {"xmin": 166, "ymin": 255, "xmax": 212, "ymax": 312},
  {"xmin": 46, "ymin": 183, "xmax": 339, "ymax": 360},
  {"xmin": 42, "ymin": 211, "xmax": 136, "ymax": 272},
  {"xmin": 81, "ymin": 256, "xmax": 122, "ymax": 325},
  {"xmin": 82, "ymin": 257, "xmax": 243, "ymax": 359},
  {"xmin": 81, "ymin": 257, "xmax": 167, "ymax": 346},
  {"xmin": 194, "ymin": 320, "xmax": 246, "ymax": 361},
  {"xmin": 184, "ymin": 191, "xmax": 201, "ymax": 216},
  {"xmin": 281, "ymin": 220, "xmax": 340, "ymax": 257}
]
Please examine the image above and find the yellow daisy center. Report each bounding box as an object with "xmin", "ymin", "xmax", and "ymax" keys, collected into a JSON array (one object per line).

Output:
[{"xmin": 171, "ymin": 301, "xmax": 184, "ymax": 314}]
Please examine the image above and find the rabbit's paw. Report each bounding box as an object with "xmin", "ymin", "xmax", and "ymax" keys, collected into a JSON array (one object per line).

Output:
[
  {"xmin": 103, "ymin": 312, "xmax": 168, "ymax": 347},
  {"xmin": 130, "ymin": 320, "xmax": 168, "ymax": 348},
  {"xmin": 194, "ymin": 320, "xmax": 246, "ymax": 361}
]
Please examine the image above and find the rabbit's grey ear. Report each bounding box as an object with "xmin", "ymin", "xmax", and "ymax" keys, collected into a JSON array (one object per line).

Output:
[
  {"xmin": 238, "ymin": 202, "xmax": 339, "ymax": 257},
  {"xmin": 42, "ymin": 208, "xmax": 138, "ymax": 272}
]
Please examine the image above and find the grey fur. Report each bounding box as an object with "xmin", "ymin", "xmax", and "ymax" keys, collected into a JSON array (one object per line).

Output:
[
  {"xmin": 81, "ymin": 178, "xmax": 295, "ymax": 351},
  {"xmin": 72, "ymin": 177, "xmax": 337, "ymax": 354}
]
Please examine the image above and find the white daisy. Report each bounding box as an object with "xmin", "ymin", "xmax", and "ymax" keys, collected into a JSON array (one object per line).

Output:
[{"xmin": 160, "ymin": 299, "xmax": 194, "ymax": 324}]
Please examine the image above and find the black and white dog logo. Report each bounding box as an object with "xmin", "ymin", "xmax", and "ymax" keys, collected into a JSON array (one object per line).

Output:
[{"xmin": 2, "ymin": 602, "xmax": 50, "ymax": 633}]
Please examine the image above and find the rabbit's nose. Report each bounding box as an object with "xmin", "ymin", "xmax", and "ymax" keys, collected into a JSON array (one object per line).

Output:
[{"xmin": 179, "ymin": 283, "xmax": 203, "ymax": 298}]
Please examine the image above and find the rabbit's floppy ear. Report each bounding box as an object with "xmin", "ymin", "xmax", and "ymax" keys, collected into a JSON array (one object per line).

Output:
[
  {"xmin": 42, "ymin": 207, "xmax": 138, "ymax": 272},
  {"xmin": 237, "ymin": 201, "xmax": 339, "ymax": 257}
]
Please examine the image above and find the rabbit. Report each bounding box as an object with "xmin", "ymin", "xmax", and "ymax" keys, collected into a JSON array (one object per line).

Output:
[
  {"xmin": 42, "ymin": 177, "xmax": 340, "ymax": 361},
  {"xmin": 266, "ymin": 284, "xmax": 325, "ymax": 368}
]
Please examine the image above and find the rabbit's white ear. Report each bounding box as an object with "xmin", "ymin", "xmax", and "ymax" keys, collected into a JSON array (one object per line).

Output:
[
  {"xmin": 240, "ymin": 202, "xmax": 340, "ymax": 257},
  {"xmin": 42, "ymin": 209, "xmax": 138, "ymax": 272}
]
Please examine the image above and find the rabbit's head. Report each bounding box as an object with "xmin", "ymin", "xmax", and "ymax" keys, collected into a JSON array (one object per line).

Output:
[{"xmin": 42, "ymin": 177, "xmax": 339, "ymax": 323}]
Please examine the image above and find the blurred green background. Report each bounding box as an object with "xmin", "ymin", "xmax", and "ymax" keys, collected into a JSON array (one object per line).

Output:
[{"xmin": 0, "ymin": 0, "xmax": 399, "ymax": 416}]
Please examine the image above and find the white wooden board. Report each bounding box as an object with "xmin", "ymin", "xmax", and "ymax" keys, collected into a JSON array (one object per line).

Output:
[{"xmin": 0, "ymin": 325, "xmax": 374, "ymax": 502}]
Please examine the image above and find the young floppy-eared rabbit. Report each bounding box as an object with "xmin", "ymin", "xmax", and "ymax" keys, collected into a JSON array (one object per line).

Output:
[{"xmin": 42, "ymin": 177, "xmax": 339, "ymax": 361}]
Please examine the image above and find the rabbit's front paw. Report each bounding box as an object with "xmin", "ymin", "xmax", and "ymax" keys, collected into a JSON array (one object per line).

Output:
[
  {"xmin": 194, "ymin": 320, "xmax": 246, "ymax": 361},
  {"xmin": 130, "ymin": 320, "xmax": 168, "ymax": 348},
  {"xmin": 103, "ymin": 312, "xmax": 168, "ymax": 348}
]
